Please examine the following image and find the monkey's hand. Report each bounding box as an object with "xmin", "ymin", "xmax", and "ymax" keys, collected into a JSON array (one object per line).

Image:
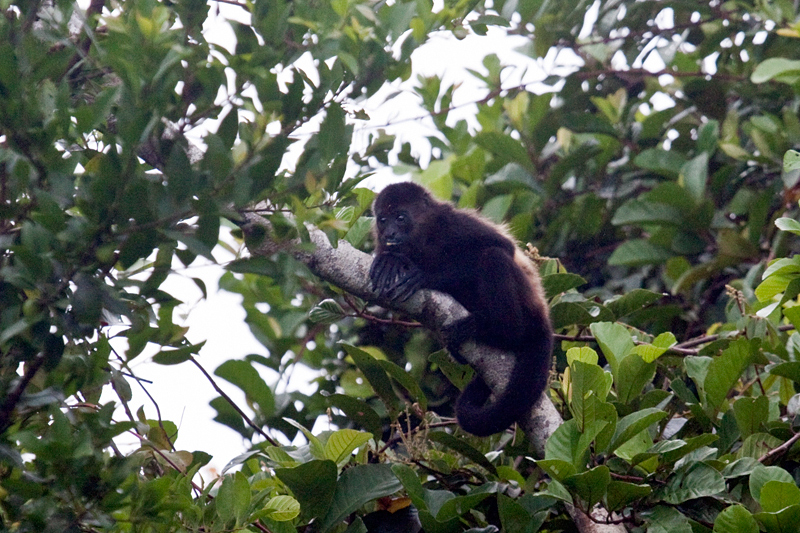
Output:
[{"xmin": 370, "ymin": 252, "xmax": 424, "ymax": 302}]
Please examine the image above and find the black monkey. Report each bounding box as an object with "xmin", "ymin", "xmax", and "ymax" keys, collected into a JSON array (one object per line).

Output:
[{"xmin": 370, "ymin": 182, "xmax": 553, "ymax": 436}]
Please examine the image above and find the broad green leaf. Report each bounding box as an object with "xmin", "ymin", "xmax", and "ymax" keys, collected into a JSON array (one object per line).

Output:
[
  {"xmin": 275, "ymin": 460, "xmax": 337, "ymax": 521},
  {"xmin": 536, "ymin": 459, "xmax": 577, "ymax": 482},
  {"xmin": 541, "ymin": 273, "xmax": 586, "ymax": 299},
  {"xmin": 615, "ymin": 353, "xmax": 657, "ymax": 404},
  {"xmin": 738, "ymin": 433, "xmax": 783, "ymax": 460},
  {"xmin": 282, "ymin": 418, "xmax": 326, "ymax": 460},
  {"xmin": 713, "ymin": 505, "xmax": 758, "ymax": 533},
  {"xmin": 775, "ymin": 216, "xmax": 800, "ymax": 235},
  {"xmin": 259, "ymin": 495, "xmax": 301, "ymax": 522},
  {"xmin": 566, "ymin": 346, "xmax": 599, "ymax": 365},
  {"xmin": 427, "ymin": 432, "xmax": 497, "ymax": 476},
  {"xmin": 751, "ymin": 58, "xmax": 800, "ymax": 84},
  {"xmin": 327, "ymin": 395, "xmax": 382, "ymax": 436},
  {"xmin": 309, "ymin": 299, "xmax": 347, "ymax": 324},
  {"xmin": 377, "ymin": 359, "xmax": 428, "ymax": 410},
  {"xmin": 754, "ymin": 506, "xmax": 800, "ymax": 533},
  {"xmin": 563, "ymin": 466, "xmax": 610, "ymax": 509},
  {"xmin": 704, "ymin": 338, "xmax": 756, "ymax": 409},
  {"xmin": 769, "ymin": 361, "xmax": 800, "ymax": 383},
  {"xmin": 590, "ymin": 322, "xmax": 634, "ymax": 376},
  {"xmin": 605, "ymin": 481, "xmax": 651, "ymax": 512},
  {"xmin": 608, "ymin": 239, "xmax": 673, "ymax": 266},
  {"xmin": 759, "ymin": 481, "xmax": 800, "ymax": 512},
  {"xmin": 569, "ymin": 360, "xmax": 613, "ymax": 432},
  {"xmin": 317, "ymin": 464, "xmax": 402, "ymax": 533},
  {"xmin": 215, "ymin": 359, "xmax": 275, "ymax": 417},
  {"xmin": 611, "ymin": 199, "xmax": 682, "ymax": 226},
  {"xmin": 678, "ymin": 152, "xmax": 708, "ymax": 204},
  {"xmin": 732, "ymin": 396, "xmax": 768, "ymax": 438},
  {"xmin": 662, "ymin": 462, "xmax": 725, "ymax": 504},
  {"xmin": 633, "ymin": 148, "xmax": 686, "ymax": 178},
  {"xmin": 645, "ymin": 505, "xmax": 692, "ymax": 533},
  {"xmin": 324, "ymin": 429, "xmax": 373, "ymax": 466},
  {"xmin": 435, "ymin": 483, "xmax": 497, "ymax": 521},
  {"xmin": 342, "ymin": 344, "xmax": 401, "ymax": 415},
  {"xmin": 784, "ymin": 150, "xmax": 800, "ymax": 173},
  {"xmin": 749, "ymin": 465, "xmax": 794, "ymax": 501},
  {"xmin": 216, "ymin": 471, "xmax": 251, "ymax": 525},
  {"xmin": 632, "ymin": 332, "xmax": 676, "ymax": 362},
  {"xmin": 605, "ymin": 289, "xmax": 664, "ymax": 319},
  {"xmin": 605, "ymin": 408, "xmax": 668, "ymax": 455},
  {"xmin": 152, "ymin": 341, "xmax": 205, "ymax": 365}
]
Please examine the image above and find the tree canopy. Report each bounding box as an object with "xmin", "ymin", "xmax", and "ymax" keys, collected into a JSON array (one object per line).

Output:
[{"xmin": 3, "ymin": 0, "xmax": 800, "ymax": 532}]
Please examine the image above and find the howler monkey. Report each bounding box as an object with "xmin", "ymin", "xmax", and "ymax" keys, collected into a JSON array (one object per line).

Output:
[{"xmin": 370, "ymin": 182, "xmax": 553, "ymax": 436}]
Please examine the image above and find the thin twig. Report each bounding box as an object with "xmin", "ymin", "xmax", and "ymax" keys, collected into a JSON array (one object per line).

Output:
[{"xmin": 189, "ymin": 356, "xmax": 279, "ymax": 446}]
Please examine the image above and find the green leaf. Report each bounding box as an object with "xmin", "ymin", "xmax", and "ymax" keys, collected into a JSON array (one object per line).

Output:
[
  {"xmin": 645, "ymin": 505, "xmax": 692, "ymax": 533},
  {"xmin": 541, "ymin": 273, "xmax": 586, "ymax": 299},
  {"xmin": 309, "ymin": 299, "xmax": 347, "ymax": 324},
  {"xmin": 216, "ymin": 471, "xmax": 251, "ymax": 525},
  {"xmin": 342, "ymin": 344, "xmax": 401, "ymax": 415},
  {"xmin": 275, "ymin": 460, "xmax": 337, "ymax": 521},
  {"xmin": 775, "ymin": 217, "xmax": 800, "ymax": 235},
  {"xmin": 605, "ymin": 481, "xmax": 651, "ymax": 512},
  {"xmin": 589, "ymin": 322, "xmax": 634, "ymax": 377},
  {"xmin": 678, "ymin": 152, "xmax": 708, "ymax": 204},
  {"xmin": 566, "ymin": 347, "xmax": 599, "ymax": 365},
  {"xmin": 759, "ymin": 481, "xmax": 800, "ymax": 512},
  {"xmin": 704, "ymin": 338, "xmax": 755, "ymax": 410},
  {"xmin": 260, "ymin": 495, "xmax": 301, "ymax": 522},
  {"xmin": 615, "ymin": 353, "xmax": 657, "ymax": 404},
  {"xmin": 751, "ymin": 58, "xmax": 800, "ymax": 84},
  {"xmin": 569, "ymin": 361, "xmax": 613, "ymax": 432},
  {"xmin": 435, "ymin": 483, "xmax": 498, "ymax": 522},
  {"xmin": 713, "ymin": 504, "xmax": 759, "ymax": 533},
  {"xmin": 377, "ymin": 359, "xmax": 428, "ymax": 411},
  {"xmin": 611, "ymin": 199, "xmax": 683, "ymax": 226},
  {"xmin": 749, "ymin": 464, "xmax": 794, "ymax": 501},
  {"xmin": 605, "ymin": 289, "xmax": 664, "ymax": 319},
  {"xmin": 662, "ymin": 462, "xmax": 725, "ymax": 504},
  {"xmin": 327, "ymin": 395, "xmax": 382, "ymax": 436},
  {"xmin": 536, "ymin": 459, "xmax": 577, "ymax": 482},
  {"xmin": 608, "ymin": 239, "xmax": 673, "ymax": 266},
  {"xmin": 754, "ymin": 506, "xmax": 800, "ymax": 533},
  {"xmin": 152, "ymin": 341, "xmax": 205, "ymax": 365},
  {"xmin": 214, "ymin": 359, "xmax": 275, "ymax": 417},
  {"xmin": 563, "ymin": 466, "xmax": 610, "ymax": 509},
  {"xmin": 324, "ymin": 429, "xmax": 373, "ymax": 466},
  {"xmin": 783, "ymin": 150, "xmax": 800, "ymax": 173},
  {"xmin": 633, "ymin": 148, "xmax": 686, "ymax": 178},
  {"xmin": 732, "ymin": 396, "xmax": 768, "ymax": 438},
  {"xmin": 606, "ymin": 408, "xmax": 668, "ymax": 455},
  {"xmin": 631, "ymin": 332, "xmax": 676, "ymax": 362},
  {"xmin": 427, "ymin": 431, "xmax": 498, "ymax": 476},
  {"xmin": 317, "ymin": 464, "xmax": 402, "ymax": 533}
]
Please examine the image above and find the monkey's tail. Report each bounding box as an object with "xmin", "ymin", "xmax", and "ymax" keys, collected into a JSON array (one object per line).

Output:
[{"xmin": 455, "ymin": 331, "xmax": 552, "ymax": 437}]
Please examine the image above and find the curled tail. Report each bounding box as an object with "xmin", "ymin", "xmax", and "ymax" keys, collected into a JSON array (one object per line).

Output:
[{"xmin": 455, "ymin": 327, "xmax": 552, "ymax": 437}]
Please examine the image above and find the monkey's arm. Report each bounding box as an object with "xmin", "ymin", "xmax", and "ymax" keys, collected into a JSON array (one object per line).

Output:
[{"xmin": 369, "ymin": 252, "xmax": 424, "ymax": 301}]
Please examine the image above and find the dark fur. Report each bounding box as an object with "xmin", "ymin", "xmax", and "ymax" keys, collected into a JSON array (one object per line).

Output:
[{"xmin": 370, "ymin": 182, "xmax": 553, "ymax": 436}]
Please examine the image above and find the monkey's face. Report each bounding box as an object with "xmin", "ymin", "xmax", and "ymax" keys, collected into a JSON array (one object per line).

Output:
[{"xmin": 375, "ymin": 207, "xmax": 413, "ymax": 249}]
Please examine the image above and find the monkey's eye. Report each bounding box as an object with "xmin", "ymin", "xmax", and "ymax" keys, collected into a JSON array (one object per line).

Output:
[
  {"xmin": 396, "ymin": 214, "xmax": 406, "ymax": 223},
  {"xmin": 378, "ymin": 217, "xmax": 386, "ymax": 224}
]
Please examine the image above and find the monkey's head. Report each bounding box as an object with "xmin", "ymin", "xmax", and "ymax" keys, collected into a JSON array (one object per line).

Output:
[{"xmin": 372, "ymin": 182, "xmax": 433, "ymax": 251}]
